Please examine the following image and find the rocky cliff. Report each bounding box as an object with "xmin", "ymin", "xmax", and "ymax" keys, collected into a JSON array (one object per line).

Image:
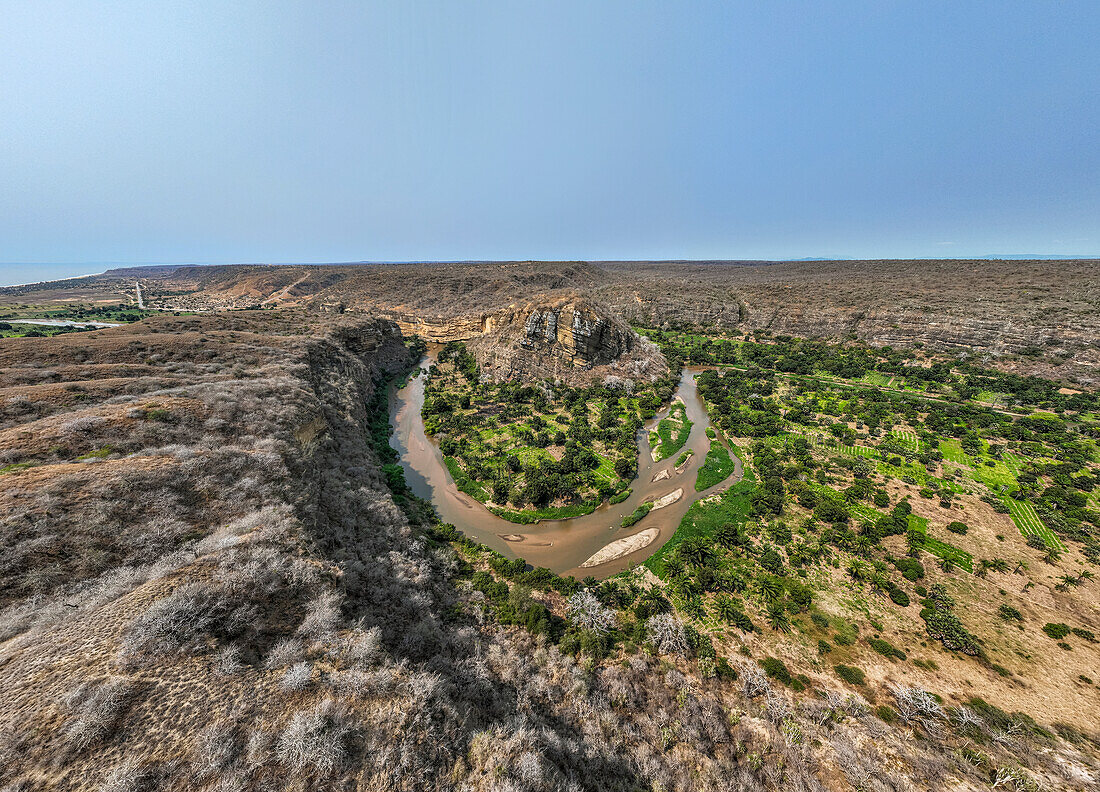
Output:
[{"xmin": 465, "ymin": 297, "xmax": 666, "ymax": 385}]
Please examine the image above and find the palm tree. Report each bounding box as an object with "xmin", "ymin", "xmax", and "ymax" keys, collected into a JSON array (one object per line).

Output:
[
  {"xmin": 758, "ymin": 575, "xmax": 783, "ymax": 603},
  {"xmin": 939, "ymin": 557, "xmax": 956, "ymax": 574},
  {"xmin": 766, "ymin": 602, "xmax": 791, "ymax": 633},
  {"xmin": 846, "ymin": 560, "xmax": 869, "ymax": 583},
  {"xmin": 714, "ymin": 595, "xmax": 739, "ymax": 622}
]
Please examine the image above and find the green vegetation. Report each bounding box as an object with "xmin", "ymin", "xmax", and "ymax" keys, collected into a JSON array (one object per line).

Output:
[
  {"xmin": 621, "ymin": 502, "xmax": 653, "ymax": 528},
  {"xmin": 622, "ymin": 327, "xmax": 1100, "ymax": 686},
  {"xmin": 762, "ymin": 657, "xmax": 792, "ymax": 685},
  {"xmin": 694, "ymin": 438, "xmax": 736, "ymax": 491},
  {"xmin": 1042, "ymin": 623, "xmax": 1070, "ymax": 640},
  {"xmin": 423, "ymin": 341, "xmax": 681, "ymax": 521},
  {"xmin": 834, "ymin": 664, "xmax": 866, "ymax": 685},
  {"xmin": 609, "ymin": 488, "xmax": 632, "ymax": 505},
  {"xmin": 868, "ymin": 637, "xmax": 906, "ymax": 661},
  {"xmin": 652, "ymin": 402, "xmax": 693, "ymax": 462}
]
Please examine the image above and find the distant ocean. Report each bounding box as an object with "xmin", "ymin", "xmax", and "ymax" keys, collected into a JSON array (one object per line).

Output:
[{"xmin": 0, "ymin": 263, "xmax": 107, "ymax": 287}]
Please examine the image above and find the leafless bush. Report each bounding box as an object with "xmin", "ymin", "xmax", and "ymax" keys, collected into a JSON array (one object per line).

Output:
[
  {"xmin": 298, "ymin": 590, "xmax": 342, "ymax": 639},
  {"xmin": 192, "ymin": 723, "xmax": 241, "ymax": 779},
  {"xmin": 566, "ymin": 590, "xmax": 617, "ymax": 634},
  {"xmin": 97, "ymin": 759, "xmax": 149, "ymax": 792},
  {"xmin": 264, "ymin": 638, "xmax": 305, "ymax": 670},
  {"xmin": 831, "ymin": 733, "xmax": 896, "ymax": 792},
  {"xmin": 764, "ymin": 689, "xmax": 791, "ymax": 723},
  {"xmin": 950, "ymin": 705, "xmax": 984, "ymax": 731},
  {"xmin": 992, "ymin": 765, "xmax": 1041, "ymax": 791},
  {"xmin": 245, "ymin": 729, "xmax": 273, "ymax": 769},
  {"xmin": 60, "ymin": 415, "xmax": 106, "ymax": 438},
  {"xmin": 215, "ymin": 645, "xmax": 244, "ymax": 676},
  {"xmin": 340, "ymin": 625, "xmax": 383, "ymax": 667},
  {"xmin": 740, "ymin": 662, "xmax": 771, "ymax": 699},
  {"xmin": 331, "ymin": 669, "xmax": 373, "ymax": 699},
  {"xmin": 63, "ymin": 677, "xmax": 138, "ymax": 751},
  {"xmin": 276, "ymin": 699, "xmax": 354, "ymax": 776},
  {"xmin": 645, "ymin": 613, "xmax": 688, "ymax": 655},
  {"xmin": 889, "ymin": 684, "xmax": 944, "ymax": 736},
  {"xmin": 120, "ymin": 581, "xmax": 248, "ymax": 660},
  {"xmin": 280, "ymin": 662, "xmax": 313, "ymax": 692}
]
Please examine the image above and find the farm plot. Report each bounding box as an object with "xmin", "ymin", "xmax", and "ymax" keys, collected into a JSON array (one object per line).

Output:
[
  {"xmin": 860, "ymin": 372, "xmax": 893, "ymax": 387},
  {"xmin": 938, "ymin": 439, "xmax": 971, "ymax": 466},
  {"xmin": 907, "ymin": 514, "xmax": 974, "ymax": 572},
  {"xmin": 891, "ymin": 429, "xmax": 921, "ymax": 451},
  {"xmin": 837, "ymin": 443, "xmax": 881, "ymax": 459},
  {"xmin": 923, "ymin": 537, "xmax": 974, "ymax": 573},
  {"xmin": 969, "ymin": 458, "xmax": 1018, "ymax": 491},
  {"xmin": 1004, "ymin": 498, "xmax": 1064, "ymax": 550}
]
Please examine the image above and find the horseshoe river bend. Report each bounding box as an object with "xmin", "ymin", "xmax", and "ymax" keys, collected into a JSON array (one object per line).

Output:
[{"xmin": 388, "ymin": 351, "xmax": 744, "ymax": 579}]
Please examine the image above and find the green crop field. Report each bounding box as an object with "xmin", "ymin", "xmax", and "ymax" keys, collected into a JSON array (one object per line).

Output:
[
  {"xmin": 969, "ymin": 458, "xmax": 1018, "ymax": 490},
  {"xmin": 860, "ymin": 372, "xmax": 892, "ymax": 387},
  {"xmin": 1004, "ymin": 497, "xmax": 1064, "ymax": 550},
  {"xmin": 938, "ymin": 439, "xmax": 970, "ymax": 465},
  {"xmin": 837, "ymin": 443, "xmax": 880, "ymax": 459},
  {"xmin": 922, "ymin": 537, "xmax": 974, "ymax": 573},
  {"xmin": 906, "ymin": 514, "xmax": 973, "ymax": 572},
  {"xmin": 891, "ymin": 429, "xmax": 920, "ymax": 451}
]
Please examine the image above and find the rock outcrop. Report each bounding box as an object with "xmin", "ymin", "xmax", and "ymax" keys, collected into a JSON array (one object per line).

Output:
[
  {"xmin": 467, "ymin": 297, "xmax": 666, "ymax": 385},
  {"xmin": 519, "ymin": 302, "xmax": 636, "ymax": 367}
]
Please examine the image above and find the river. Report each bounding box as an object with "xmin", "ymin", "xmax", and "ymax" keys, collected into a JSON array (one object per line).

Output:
[
  {"xmin": 389, "ymin": 352, "xmax": 742, "ymax": 579},
  {"xmin": 4, "ymin": 319, "xmax": 123, "ymax": 328}
]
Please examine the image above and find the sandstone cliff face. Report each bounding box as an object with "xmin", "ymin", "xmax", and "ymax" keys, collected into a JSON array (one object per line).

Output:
[
  {"xmin": 520, "ymin": 303, "xmax": 636, "ymax": 367},
  {"xmin": 466, "ymin": 298, "xmax": 666, "ymax": 385}
]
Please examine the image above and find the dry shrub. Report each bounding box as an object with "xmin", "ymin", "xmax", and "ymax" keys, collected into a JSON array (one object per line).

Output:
[
  {"xmin": 192, "ymin": 723, "xmax": 241, "ymax": 779},
  {"xmin": 276, "ymin": 699, "xmax": 354, "ymax": 776},
  {"xmin": 63, "ymin": 677, "xmax": 139, "ymax": 751}
]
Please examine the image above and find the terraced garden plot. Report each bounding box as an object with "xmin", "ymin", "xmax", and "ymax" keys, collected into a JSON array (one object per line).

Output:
[
  {"xmin": 938, "ymin": 439, "xmax": 971, "ymax": 465},
  {"xmin": 1001, "ymin": 451, "xmax": 1025, "ymax": 476},
  {"xmin": 837, "ymin": 443, "xmax": 880, "ymax": 459},
  {"xmin": 1004, "ymin": 497, "xmax": 1065, "ymax": 550},
  {"xmin": 891, "ymin": 429, "xmax": 921, "ymax": 451},
  {"xmin": 876, "ymin": 459, "xmax": 936, "ymax": 486},
  {"xmin": 846, "ymin": 501, "xmax": 884, "ymax": 526},
  {"xmin": 969, "ymin": 458, "xmax": 1018, "ymax": 491},
  {"xmin": 907, "ymin": 514, "xmax": 974, "ymax": 572},
  {"xmin": 922, "ymin": 537, "xmax": 974, "ymax": 572},
  {"xmin": 859, "ymin": 372, "xmax": 893, "ymax": 387}
]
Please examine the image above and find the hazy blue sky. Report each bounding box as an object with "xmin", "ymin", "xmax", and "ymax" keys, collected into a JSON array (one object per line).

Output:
[{"xmin": 2, "ymin": 1, "xmax": 1098, "ymax": 281}]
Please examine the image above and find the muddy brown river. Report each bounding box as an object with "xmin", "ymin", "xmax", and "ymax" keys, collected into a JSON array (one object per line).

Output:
[{"xmin": 389, "ymin": 353, "xmax": 742, "ymax": 579}]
